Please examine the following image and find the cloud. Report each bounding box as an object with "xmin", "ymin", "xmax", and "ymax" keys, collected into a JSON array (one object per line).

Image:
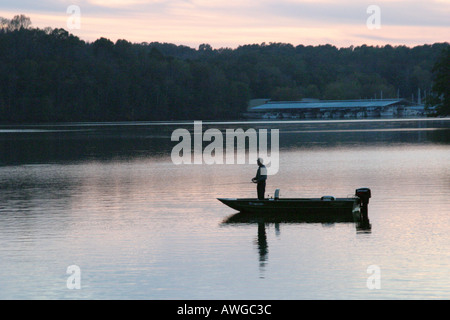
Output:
[
  {"xmin": 253, "ymin": 0, "xmax": 450, "ymax": 27},
  {"xmin": 1, "ymin": 0, "xmax": 448, "ymax": 47},
  {"xmin": 86, "ymin": 0, "xmax": 163, "ymax": 7}
]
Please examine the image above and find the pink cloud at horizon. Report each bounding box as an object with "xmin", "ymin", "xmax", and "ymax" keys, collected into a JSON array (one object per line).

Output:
[{"xmin": 0, "ymin": 0, "xmax": 448, "ymax": 48}]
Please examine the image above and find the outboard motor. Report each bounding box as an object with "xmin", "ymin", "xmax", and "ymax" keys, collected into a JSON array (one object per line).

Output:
[{"xmin": 355, "ymin": 188, "xmax": 371, "ymax": 208}]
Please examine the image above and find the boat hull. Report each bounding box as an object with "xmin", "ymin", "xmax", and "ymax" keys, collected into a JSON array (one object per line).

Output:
[{"xmin": 217, "ymin": 197, "xmax": 360, "ymax": 215}]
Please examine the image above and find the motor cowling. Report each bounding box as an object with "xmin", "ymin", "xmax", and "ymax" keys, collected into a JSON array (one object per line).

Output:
[{"xmin": 355, "ymin": 188, "xmax": 371, "ymax": 206}]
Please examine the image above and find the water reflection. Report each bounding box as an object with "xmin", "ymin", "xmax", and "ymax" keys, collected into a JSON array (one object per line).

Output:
[
  {"xmin": 0, "ymin": 119, "xmax": 448, "ymax": 299},
  {"xmin": 256, "ymin": 223, "xmax": 268, "ymax": 277},
  {"xmin": 222, "ymin": 209, "xmax": 371, "ymax": 277},
  {"xmin": 1, "ymin": 119, "xmax": 449, "ymax": 166},
  {"xmin": 357, "ymin": 207, "xmax": 372, "ymax": 234}
]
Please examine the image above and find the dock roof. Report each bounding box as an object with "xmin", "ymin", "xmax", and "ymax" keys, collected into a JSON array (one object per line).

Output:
[{"xmin": 251, "ymin": 99, "xmax": 412, "ymax": 111}]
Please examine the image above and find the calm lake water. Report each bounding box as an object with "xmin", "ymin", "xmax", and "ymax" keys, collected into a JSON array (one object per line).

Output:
[{"xmin": 0, "ymin": 118, "xmax": 449, "ymax": 300}]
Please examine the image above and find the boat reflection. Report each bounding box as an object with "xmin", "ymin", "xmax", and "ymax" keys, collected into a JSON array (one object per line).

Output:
[
  {"xmin": 222, "ymin": 209, "xmax": 371, "ymax": 277},
  {"xmin": 223, "ymin": 211, "xmax": 361, "ymax": 224},
  {"xmin": 357, "ymin": 207, "xmax": 372, "ymax": 234},
  {"xmin": 222, "ymin": 210, "xmax": 371, "ymax": 234}
]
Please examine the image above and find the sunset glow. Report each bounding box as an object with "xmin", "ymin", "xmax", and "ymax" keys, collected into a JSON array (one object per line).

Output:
[{"xmin": 1, "ymin": 0, "xmax": 449, "ymax": 48}]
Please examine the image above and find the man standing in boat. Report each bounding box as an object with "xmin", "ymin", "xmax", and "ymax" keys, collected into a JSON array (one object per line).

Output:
[{"xmin": 252, "ymin": 158, "xmax": 267, "ymax": 200}]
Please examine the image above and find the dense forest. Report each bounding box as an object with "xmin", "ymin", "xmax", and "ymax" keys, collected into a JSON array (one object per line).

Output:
[{"xmin": 0, "ymin": 15, "xmax": 449, "ymax": 122}]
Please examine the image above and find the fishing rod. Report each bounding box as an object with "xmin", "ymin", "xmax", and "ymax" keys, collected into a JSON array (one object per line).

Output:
[{"xmin": 213, "ymin": 182, "xmax": 254, "ymax": 186}]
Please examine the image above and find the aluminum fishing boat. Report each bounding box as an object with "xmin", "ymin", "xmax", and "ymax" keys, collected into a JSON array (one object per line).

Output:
[{"xmin": 218, "ymin": 188, "xmax": 371, "ymax": 215}]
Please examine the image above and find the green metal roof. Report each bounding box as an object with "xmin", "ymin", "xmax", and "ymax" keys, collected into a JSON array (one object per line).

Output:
[{"xmin": 251, "ymin": 99, "xmax": 411, "ymax": 111}]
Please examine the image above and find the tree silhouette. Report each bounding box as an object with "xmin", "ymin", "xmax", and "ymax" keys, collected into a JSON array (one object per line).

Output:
[
  {"xmin": 427, "ymin": 47, "xmax": 450, "ymax": 115},
  {"xmin": 0, "ymin": 14, "xmax": 448, "ymax": 123}
]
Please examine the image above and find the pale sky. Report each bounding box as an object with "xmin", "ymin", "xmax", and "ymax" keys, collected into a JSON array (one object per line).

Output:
[{"xmin": 1, "ymin": 0, "xmax": 449, "ymax": 48}]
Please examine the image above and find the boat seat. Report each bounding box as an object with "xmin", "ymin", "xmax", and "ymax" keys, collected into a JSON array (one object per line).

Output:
[{"xmin": 274, "ymin": 189, "xmax": 280, "ymax": 200}]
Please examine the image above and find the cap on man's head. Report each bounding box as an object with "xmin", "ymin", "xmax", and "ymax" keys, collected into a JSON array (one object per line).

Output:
[{"xmin": 257, "ymin": 157, "xmax": 264, "ymax": 164}]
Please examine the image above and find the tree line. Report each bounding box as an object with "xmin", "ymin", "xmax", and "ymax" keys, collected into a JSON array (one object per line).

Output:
[{"xmin": 0, "ymin": 15, "xmax": 448, "ymax": 123}]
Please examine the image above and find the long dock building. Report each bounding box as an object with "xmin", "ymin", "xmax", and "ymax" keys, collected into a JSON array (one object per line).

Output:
[{"xmin": 245, "ymin": 99, "xmax": 426, "ymax": 119}]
